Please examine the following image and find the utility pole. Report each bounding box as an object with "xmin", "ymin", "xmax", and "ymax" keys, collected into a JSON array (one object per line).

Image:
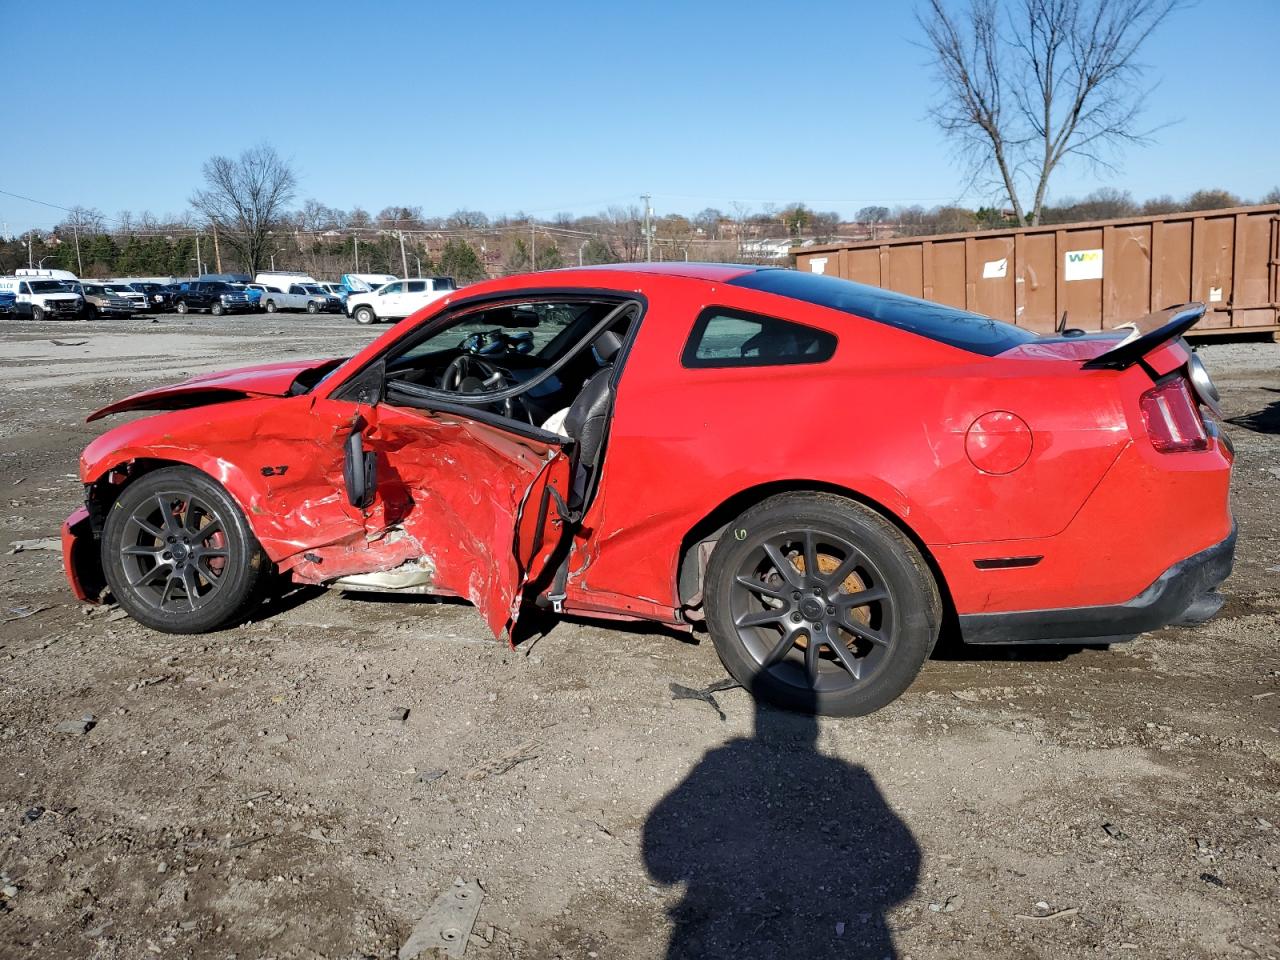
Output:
[
  {"xmin": 530, "ymin": 221, "xmax": 536, "ymax": 271},
  {"xmin": 641, "ymin": 194, "xmax": 652, "ymax": 262},
  {"xmin": 212, "ymin": 224, "xmax": 223, "ymax": 273},
  {"xmin": 195, "ymin": 235, "xmax": 202, "ymax": 276},
  {"xmin": 354, "ymin": 236, "xmax": 359, "ymax": 272},
  {"xmin": 578, "ymin": 238, "xmax": 588, "ymax": 267},
  {"xmin": 73, "ymin": 222, "xmax": 83, "ymax": 276},
  {"xmin": 398, "ymin": 230, "xmax": 409, "ymax": 277},
  {"xmin": 27, "ymin": 232, "xmax": 33, "ymax": 269}
]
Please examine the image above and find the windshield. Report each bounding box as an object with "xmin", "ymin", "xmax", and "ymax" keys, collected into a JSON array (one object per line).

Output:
[
  {"xmin": 29, "ymin": 280, "xmax": 69, "ymax": 293},
  {"xmin": 728, "ymin": 269, "xmax": 1037, "ymax": 357},
  {"xmin": 301, "ymin": 284, "xmax": 326, "ymax": 295}
]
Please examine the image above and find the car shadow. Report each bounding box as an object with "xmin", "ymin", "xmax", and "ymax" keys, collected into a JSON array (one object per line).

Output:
[{"xmin": 642, "ymin": 680, "xmax": 919, "ymax": 958}]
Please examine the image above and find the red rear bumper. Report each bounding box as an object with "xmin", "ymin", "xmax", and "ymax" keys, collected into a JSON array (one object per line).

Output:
[
  {"xmin": 63, "ymin": 506, "xmax": 106, "ymax": 603},
  {"xmin": 936, "ymin": 429, "xmax": 1234, "ymax": 635}
]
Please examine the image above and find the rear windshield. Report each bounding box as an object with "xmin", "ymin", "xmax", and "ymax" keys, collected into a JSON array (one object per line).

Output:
[{"xmin": 729, "ymin": 269, "xmax": 1036, "ymax": 357}]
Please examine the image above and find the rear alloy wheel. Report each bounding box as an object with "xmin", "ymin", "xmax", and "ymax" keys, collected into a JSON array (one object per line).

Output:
[
  {"xmin": 265, "ymin": 300, "xmax": 277, "ymax": 313},
  {"xmin": 175, "ymin": 300, "xmax": 188, "ymax": 315},
  {"xmin": 705, "ymin": 493, "xmax": 941, "ymax": 716},
  {"xmin": 101, "ymin": 466, "xmax": 270, "ymax": 634},
  {"xmin": 306, "ymin": 301, "xmax": 319, "ymax": 314}
]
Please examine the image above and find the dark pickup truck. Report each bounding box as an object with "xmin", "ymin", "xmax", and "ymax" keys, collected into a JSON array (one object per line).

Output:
[{"xmin": 169, "ymin": 281, "xmax": 254, "ymax": 316}]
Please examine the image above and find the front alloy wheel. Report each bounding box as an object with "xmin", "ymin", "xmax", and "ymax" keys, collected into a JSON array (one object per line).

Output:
[
  {"xmin": 102, "ymin": 466, "xmax": 270, "ymax": 633},
  {"xmin": 354, "ymin": 306, "xmax": 375, "ymax": 325},
  {"xmin": 705, "ymin": 493, "xmax": 940, "ymax": 716}
]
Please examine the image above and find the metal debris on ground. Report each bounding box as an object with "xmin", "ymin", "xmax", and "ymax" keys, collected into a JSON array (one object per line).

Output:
[
  {"xmin": 7, "ymin": 538, "xmax": 61, "ymax": 554},
  {"xmin": 669, "ymin": 678, "xmax": 741, "ymax": 721},
  {"xmin": 399, "ymin": 878, "xmax": 484, "ymax": 959},
  {"xmin": 465, "ymin": 740, "xmax": 538, "ymax": 781},
  {"xmin": 3, "ymin": 605, "xmax": 51, "ymax": 623},
  {"xmin": 1015, "ymin": 906, "xmax": 1080, "ymax": 921},
  {"xmin": 418, "ymin": 769, "xmax": 448, "ymax": 784},
  {"xmin": 1102, "ymin": 822, "xmax": 1130, "ymax": 840}
]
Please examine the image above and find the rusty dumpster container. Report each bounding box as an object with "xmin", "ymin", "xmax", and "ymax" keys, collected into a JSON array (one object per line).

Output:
[{"xmin": 793, "ymin": 204, "xmax": 1280, "ymax": 337}]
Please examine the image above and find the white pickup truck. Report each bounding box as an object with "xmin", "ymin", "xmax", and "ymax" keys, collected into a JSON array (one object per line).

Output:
[
  {"xmin": 346, "ymin": 277, "xmax": 457, "ymax": 325},
  {"xmin": 0, "ymin": 275, "xmax": 85, "ymax": 320},
  {"xmin": 247, "ymin": 282, "xmax": 343, "ymax": 314}
]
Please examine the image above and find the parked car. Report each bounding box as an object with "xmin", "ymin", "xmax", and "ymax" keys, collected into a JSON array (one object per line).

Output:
[
  {"xmin": 129, "ymin": 281, "xmax": 172, "ymax": 311},
  {"xmin": 169, "ymin": 281, "xmax": 254, "ymax": 315},
  {"xmin": 103, "ymin": 282, "xmax": 149, "ymax": 313},
  {"xmin": 346, "ymin": 277, "xmax": 456, "ymax": 325},
  {"xmin": 340, "ymin": 273, "xmax": 398, "ymax": 295},
  {"xmin": 228, "ymin": 283, "xmax": 263, "ymax": 308},
  {"xmin": 0, "ymin": 290, "xmax": 16, "ymax": 315},
  {"xmin": 80, "ymin": 282, "xmax": 136, "ymax": 318},
  {"xmin": 252, "ymin": 283, "xmax": 341, "ymax": 314},
  {"xmin": 0, "ymin": 276, "xmax": 84, "ymax": 320},
  {"xmin": 61, "ymin": 264, "xmax": 1236, "ymax": 716},
  {"xmin": 317, "ymin": 282, "xmax": 348, "ymax": 305}
]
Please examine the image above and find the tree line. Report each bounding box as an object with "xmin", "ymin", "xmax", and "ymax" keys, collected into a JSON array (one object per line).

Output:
[{"xmin": 1, "ymin": 143, "xmax": 1275, "ymax": 282}]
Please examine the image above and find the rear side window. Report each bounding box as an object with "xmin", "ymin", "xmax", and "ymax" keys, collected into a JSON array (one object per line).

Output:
[
  {"xmin": 729, "ymin": 269, "xmax": 1036, "ymax": 357},
  {"xmin": 406, "ymin": 280, "xmax": 426, "ymax": 293},
  {"xmin": 682, "ymin": 307, "xmax": 836, "ymax": 368}
]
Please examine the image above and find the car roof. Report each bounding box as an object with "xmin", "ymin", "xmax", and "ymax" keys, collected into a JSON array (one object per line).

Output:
[{"xmin": 554, "ymin": 262, "xmax": 764, "ymax": 282}]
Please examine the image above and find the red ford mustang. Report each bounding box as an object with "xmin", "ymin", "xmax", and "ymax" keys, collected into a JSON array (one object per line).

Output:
[{"xmin": 62, "ymin": 264, "xmax": 1235, "ymax": 715}]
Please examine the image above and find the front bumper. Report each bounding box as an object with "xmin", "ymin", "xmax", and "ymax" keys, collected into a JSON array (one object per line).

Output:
[
  {"xmin": 958, "ymin": 525, "xmax": 1236, "ymax": 645},
  {"xmin": 63, "ymin": 505, "xmax": 106, "ymax": 603}
]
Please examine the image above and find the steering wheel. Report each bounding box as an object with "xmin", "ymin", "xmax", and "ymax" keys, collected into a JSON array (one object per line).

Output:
[{"xmin": 440, "ymin": 355, "xmax": 533, "ymax": 425}]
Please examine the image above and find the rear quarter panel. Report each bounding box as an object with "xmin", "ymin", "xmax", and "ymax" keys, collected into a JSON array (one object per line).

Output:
[{"xmin": 570, "ymin": 279, "xmax": 1133, "ymax": 612}]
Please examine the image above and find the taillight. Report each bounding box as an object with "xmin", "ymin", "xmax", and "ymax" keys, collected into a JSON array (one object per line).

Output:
[{"xmin": 1139, "ymin": 377, "xmax": 1208, "ymax": 452}]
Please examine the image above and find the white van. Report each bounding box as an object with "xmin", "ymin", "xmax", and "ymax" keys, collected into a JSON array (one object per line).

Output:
[
  {"xmin": 16, "ymin": 267, "xmax": 81, "ymax": 284},
  {"xmin": 0, "ymin": 275, "xmax": 85, "ymax": 320},
  {"xmin": 253, "ymin": 271, "xmax": 318, "ymax": 291}
]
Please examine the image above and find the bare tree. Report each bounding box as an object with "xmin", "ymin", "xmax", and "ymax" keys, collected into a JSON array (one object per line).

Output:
[
  {"xmin": 191, "ymin": 144, "xmax": 298, "ymax": 275},
  {"xmin": 920, "ymin": 0, "xmax": 1183, "ymax": 225}
]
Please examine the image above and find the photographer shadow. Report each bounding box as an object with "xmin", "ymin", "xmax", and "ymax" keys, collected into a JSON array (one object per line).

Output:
[{"xmin": 642, "ymin": 682, "xmax": 919, "ymax": 959}]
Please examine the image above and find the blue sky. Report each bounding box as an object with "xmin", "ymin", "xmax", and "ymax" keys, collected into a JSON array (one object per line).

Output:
[{"xmin": 5, "ymin": 0, "xmax": 1277, "ymax": 231}]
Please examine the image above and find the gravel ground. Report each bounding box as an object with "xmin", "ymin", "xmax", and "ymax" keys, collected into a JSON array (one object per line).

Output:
[{"xmin": 0, "ymin": 312, "xmax": 1276, "ymax": 960}]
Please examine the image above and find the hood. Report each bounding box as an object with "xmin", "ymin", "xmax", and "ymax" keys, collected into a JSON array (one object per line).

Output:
[{"xmin": 87, "ymin": 357, "xmax": 342, "ymax": 422}]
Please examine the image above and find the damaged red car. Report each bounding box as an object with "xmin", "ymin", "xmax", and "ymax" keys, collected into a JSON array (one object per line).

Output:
[{"xmin": 63, "ymin": 264, "xmax": 1235, "ymax": 715}]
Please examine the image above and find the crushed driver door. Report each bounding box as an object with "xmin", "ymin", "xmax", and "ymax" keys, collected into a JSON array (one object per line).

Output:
[{"xmin": 354, "ymin": 402, "xmax": 573, "ymax": 639}]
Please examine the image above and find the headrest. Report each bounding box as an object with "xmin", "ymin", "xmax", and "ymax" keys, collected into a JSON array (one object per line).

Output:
[{"xmin": 593, "ymin": 330, "xmax": 623, "ymax": 363}]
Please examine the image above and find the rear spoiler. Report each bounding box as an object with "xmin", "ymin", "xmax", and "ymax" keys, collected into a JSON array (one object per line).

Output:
[{"xmin": 1081, "ymin": 303, "xmax": 1205, "ymax": 370}]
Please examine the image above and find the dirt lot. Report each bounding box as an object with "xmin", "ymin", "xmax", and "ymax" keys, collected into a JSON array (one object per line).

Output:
[{"xmin": 0, "ymin": 312, "xmax": 1276, "ymax": 960}]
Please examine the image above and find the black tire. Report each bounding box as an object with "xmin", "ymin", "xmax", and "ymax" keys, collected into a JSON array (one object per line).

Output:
[
  {"xmin": 354, "ymin": 305, "xmax": 376, "ymax": 325},
  {"xmin": 32, "ymin": 304, "xmax": 45, "ymax": 322},
  {"xmin": 175, "ymin": 300, "xmax": 189, "ymax": 315},
  {"xmin": 704, "ymin": 492, "xmax": 941, "ymax": 717},
  {"xmin": 84, "ymin": 304, "xmax": 99, "ymax": 321},
  {"xmin": 306, "ymin": 301, "xmax": 319, "ymax": 314},
  {"xmin": 101, "ymin": 466, "xmax": 271, "ymax": 634},
  {"xmin": 265, "ymin": 300, "xmax": 277, "ymax": 313},
  {"xmin": 211, "ymin": 301, "xmax": 225, "ymax": 316}
]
